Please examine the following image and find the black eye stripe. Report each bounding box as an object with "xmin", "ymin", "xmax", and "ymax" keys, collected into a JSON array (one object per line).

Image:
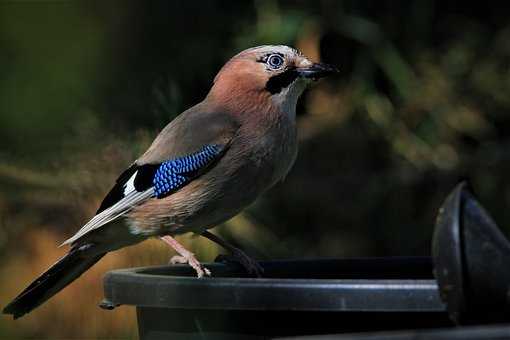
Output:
[{"xmin": 265, "ymin": 68, "xmax": 299, "ymax": 94}]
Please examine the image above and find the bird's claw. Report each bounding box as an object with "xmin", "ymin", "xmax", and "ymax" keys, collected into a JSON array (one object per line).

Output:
[
  {"xmin": 216, "ymin": 251, "xmax": 264, "ymax": 277},
  {"xmin": 169, "ymin": 254, "xmax": 211, "ymax": 278}
]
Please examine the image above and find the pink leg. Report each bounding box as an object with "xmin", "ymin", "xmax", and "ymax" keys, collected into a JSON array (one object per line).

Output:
[{"xmin": 160, "ymin": 235, "xmax": 211, "ymax": 278}]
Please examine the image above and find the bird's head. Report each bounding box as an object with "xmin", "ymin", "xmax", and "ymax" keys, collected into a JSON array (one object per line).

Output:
[{"xmin": 207, "ymin": 45, "xmax": 338, "ymax": 113}]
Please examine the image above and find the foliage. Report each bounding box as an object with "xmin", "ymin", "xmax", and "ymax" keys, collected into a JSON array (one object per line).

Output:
[{"xmin": 1, "ymin": 1, "xmax": 510, "ymax": 338}]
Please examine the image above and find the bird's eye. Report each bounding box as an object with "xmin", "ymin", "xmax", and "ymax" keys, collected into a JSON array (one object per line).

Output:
[{"xmin": 267, "ymin": 54, "xmax": 284, "ymax": 69}]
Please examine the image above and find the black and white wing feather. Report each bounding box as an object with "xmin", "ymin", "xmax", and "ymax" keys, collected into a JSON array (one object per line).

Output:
[{"xmin": 61, "ymin": 144, "xmax": 227, "ymax": 246}]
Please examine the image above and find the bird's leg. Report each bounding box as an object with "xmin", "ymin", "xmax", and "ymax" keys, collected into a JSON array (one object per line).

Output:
[
  {"xmin": 201, "ymin": 231, "xmax": 264, "ymax": 277},
  {"xmin": 160, "ymin": 235, "xmax": 211, "ymax": 278}
]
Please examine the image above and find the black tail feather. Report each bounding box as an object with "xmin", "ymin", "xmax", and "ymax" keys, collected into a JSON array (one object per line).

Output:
[{"xmin": 3, "ymin": 246, "xmax": 105, "ymax": 319}]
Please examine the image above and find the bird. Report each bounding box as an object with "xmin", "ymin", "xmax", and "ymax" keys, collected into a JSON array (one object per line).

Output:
[{"xmin": 3, "ymin": 45, "xmax": 338, "ymax": 319}]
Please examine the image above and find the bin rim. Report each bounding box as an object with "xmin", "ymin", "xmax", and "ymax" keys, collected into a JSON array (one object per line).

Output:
[{"xmin": 102, "ymin": 258, "xmax": 446, "ymax": 312}]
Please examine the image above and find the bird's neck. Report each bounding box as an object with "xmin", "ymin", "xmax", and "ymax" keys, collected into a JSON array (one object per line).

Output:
[
  {"xmin": 268, "ymin": 80, "xmax": 307, "ymax": 120},
  {"xmin": 205, "ymin": 81, "xmax": 302, "ymax": 123}
]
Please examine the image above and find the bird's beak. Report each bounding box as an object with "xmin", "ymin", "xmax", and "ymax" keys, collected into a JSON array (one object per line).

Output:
[{"xmin": 297, "ymin": 62, "xmax": 339, "ymax": 81}]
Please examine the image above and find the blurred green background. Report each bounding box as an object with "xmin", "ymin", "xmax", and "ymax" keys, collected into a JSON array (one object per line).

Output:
[{"xmin": 2, "ymin": 0, "xmax": 510, "ymax": 338}]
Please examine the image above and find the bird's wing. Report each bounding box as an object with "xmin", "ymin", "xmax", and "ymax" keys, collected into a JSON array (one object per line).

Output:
[{"xmin": 61, "ymin": 108, "xmax": 240, "ymax": 246}]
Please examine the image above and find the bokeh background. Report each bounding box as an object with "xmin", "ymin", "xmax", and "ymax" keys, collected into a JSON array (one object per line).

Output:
[{"xmin": 1, "ymin": 1, "xmax": 510, "ymax": 338}]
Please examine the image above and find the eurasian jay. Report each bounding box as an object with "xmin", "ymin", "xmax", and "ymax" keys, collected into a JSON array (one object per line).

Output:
[{"xmin": 3, "ymin": 45, "xmax": 338, "ymax": 319}]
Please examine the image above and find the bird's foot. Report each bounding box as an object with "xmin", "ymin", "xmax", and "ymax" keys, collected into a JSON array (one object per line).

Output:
[
  {"xmin": 216, "ymin": 250, "xmax": 264, "ymax": 277},
  {"xmin": 160, "ymin": 235, "xmax": 211, "ymax": 278},
  {"xmin": 169, "ymin": 253, "xmax": 211, "ymax": 278},
  {"xmin": 201, "ymin": 231, "xmax": 264, "ymax": 277}
]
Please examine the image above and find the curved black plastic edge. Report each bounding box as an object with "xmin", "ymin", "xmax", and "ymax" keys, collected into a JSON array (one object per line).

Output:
[
  {"xmin": 102, "ymin": 258, "xmax": 445, "ymax": 312},
  {"xmin": 433, "ymin": 181, "xmax": 510, "ymax": 324},
  {"xmin": 432, "ymin": 181, "xmax": 467, "ymax": 323}
]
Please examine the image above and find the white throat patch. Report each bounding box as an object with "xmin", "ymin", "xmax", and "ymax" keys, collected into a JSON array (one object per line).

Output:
[{"xmin": 271, "ymin": 78, "xmax": 309, "ymax": 117}]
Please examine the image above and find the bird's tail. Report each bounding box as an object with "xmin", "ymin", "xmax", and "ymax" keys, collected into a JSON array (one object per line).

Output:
[{"xmin": 3, "ymin": 245, "xmax": 106, "ymax": 319}]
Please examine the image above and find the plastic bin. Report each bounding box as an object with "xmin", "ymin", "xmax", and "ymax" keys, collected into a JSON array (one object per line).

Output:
[{"xmin": 101, "ymin": 257, "xmax": 450, "ymax": 339}]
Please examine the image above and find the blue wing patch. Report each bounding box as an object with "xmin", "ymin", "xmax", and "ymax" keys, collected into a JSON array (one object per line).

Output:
[
  {"xmin": 153, "ymin": 144, "xmax": 222, "ymax": 198},
  {"xmin": 96, "ymin": 144, "xmax": 225, "ymax": 213}
]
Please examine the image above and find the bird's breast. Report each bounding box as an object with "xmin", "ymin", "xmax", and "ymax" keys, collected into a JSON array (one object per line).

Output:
[
  {"xmin": 235, "ymin": 110, "xmax": 298, "ymax": 187},
  {"xmin": 127, "ymin": 110, "xmax": 298, "ymax": 236}
]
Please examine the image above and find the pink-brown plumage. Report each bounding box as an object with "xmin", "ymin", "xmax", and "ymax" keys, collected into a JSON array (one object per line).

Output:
[
  {"xmin": 127, "ymin": 46, "xmax": 309, "ymax": 237},
  {"xmin": 3, "ymin": 45, "xmax": 338, "ymax": 318}
]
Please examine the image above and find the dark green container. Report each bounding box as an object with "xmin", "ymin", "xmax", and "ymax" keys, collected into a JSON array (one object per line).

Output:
[{"xmin": 101, "ymin": 257, "xmax": 450, "ymax": 339}]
